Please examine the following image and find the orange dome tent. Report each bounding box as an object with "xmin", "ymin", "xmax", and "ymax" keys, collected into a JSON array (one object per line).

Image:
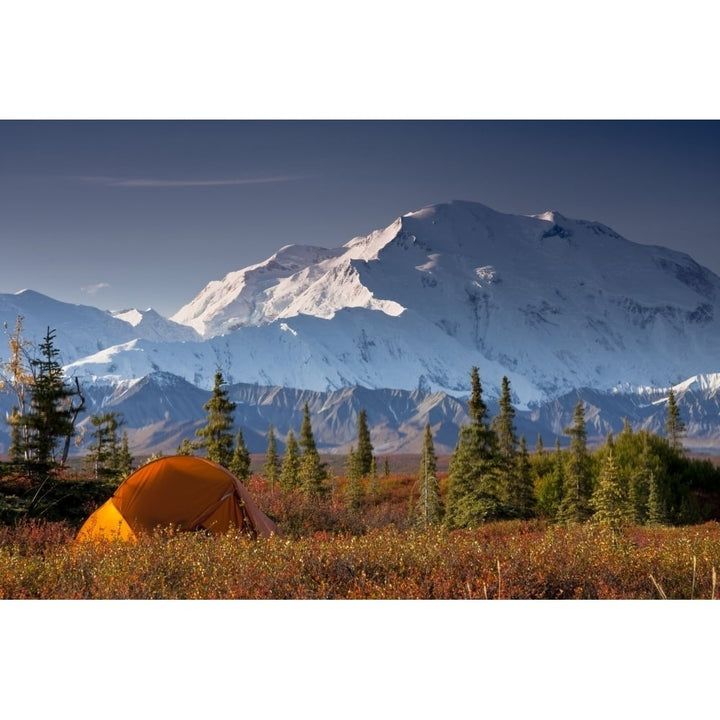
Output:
[{"xmin": 76, "ymin": 455, "xmax": 279, "ymax": 541}]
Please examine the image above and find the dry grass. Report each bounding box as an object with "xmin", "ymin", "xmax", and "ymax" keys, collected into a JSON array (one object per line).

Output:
[{"xmin": 1, "ymin": 518, "xmax": 719, "ymax": 599}]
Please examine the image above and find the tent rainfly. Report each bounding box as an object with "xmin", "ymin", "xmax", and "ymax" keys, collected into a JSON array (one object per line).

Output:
[{"xmin": 76, "ymin": 455, "xmax": 279, "ymax": 541}]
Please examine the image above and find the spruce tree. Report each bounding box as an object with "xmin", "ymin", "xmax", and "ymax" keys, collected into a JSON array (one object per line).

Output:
[
  {"xmin": 445, "ymin": 367, "xmax": 500, "ymax": 527},
  {"xmin": 355, "ymin": 408, "xmax": 374, "ymax": 477},
  {"xmin": 21, "ymin": 328, "xmax": 80, "ymax": 474},
  {"xmin": 467, "ymin": 366, "xmax": 487, "ymax": 423},
  {"xmin": 492, "ymin": 376, "xmax": 518, "ymax": 514},
  {"xmin": 346, "ymin": 444, "xmax": 361, "ymax": 483},
  {"xmin": 86, "ymin": 411, "xmax": 123, "ymax": 480},
  {"xmin": 298, "ymin": 402, "xmax": 327, "ymax": 495},
  {"xmin": 665, "ymin": 388, "xmax": 685, "ymax": 452},
  {"xmin": 229, "ymin": 428, "xmax": 251, "ymax": 481},
  {"xmin": 418, "ymin": 422, "xmax": 438, "ymax": 488},
  {"xmin": 263, "ymin": 424, "xmax": 280, "ymax": 490},
  {"xmin": 177, "ymin": 438, "xmax": 196, "ymax": 455},
  {"xmin": 591, "ymin": 433, "xmax": 626, "ymax": 535},
  {"xmin": 627, "ymin": 432, "xmax": 653, "ymax": 525},
  {"xmin": 511, "ymin": 435, "xmax": 536, "ymax": 519},
  {"xmin": 280, "ymin": 429, "xmax": 301, "ymax": 491},
  {"xmin": 647, "ymin": 469, "xmax": 668, "ymax": 525},
  {"xmin": 414, "ymin": 422, "xmax": 442, "ymax": 527},
  {"xmin": 196, "ymin": 369, "xmax": 236, "ymax": 468},
  {"xmin": 493, "ymin": 376, "xmax": 518, "ymax": 461},
  {"xmin": 559, "ymin": 398, "xmax": 592, "ymax": 523},
  {"xmin": 345, "ymin": 445, "xmax": 363, "ymax": 512}
]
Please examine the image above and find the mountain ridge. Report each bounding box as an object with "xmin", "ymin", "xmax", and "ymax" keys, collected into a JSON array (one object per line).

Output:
[
  {"xmin": 1, "ymin": 199, "xmax": 719, "ymax": 455},
  {"xmin": 3, "ymin": 370, "xmax": 718, "ymax": 457},
  {"xmin": 55, "ymin": 200, "xmax": 720, "ymax": 405}
]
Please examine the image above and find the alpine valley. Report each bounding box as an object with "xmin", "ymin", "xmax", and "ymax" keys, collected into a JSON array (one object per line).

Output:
[{"xmin": 2, "ymin": 200, "xmax": 720, "ymax": 456}]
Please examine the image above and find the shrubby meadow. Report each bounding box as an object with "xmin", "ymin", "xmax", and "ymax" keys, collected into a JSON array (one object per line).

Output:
[{"xmin": 1, "ymin": 476, "xmax": 719, "ymax": 599}]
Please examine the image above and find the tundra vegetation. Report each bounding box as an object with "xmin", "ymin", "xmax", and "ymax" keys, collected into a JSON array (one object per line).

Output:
[{"xmin": 1, "ymin": 326, "xmax": 720, "ymax": 599}]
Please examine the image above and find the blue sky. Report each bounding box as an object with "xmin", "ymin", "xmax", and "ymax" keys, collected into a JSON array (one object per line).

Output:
[{"xmin": 1, "ymin": 120, "xmax": 718, "ymax": 317}]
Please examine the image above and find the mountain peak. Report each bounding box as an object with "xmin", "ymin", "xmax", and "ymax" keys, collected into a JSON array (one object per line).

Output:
[
  {"xmin": 162, "ymin": 199, "xmax": 720, "ymax": 402},
  {"xmin": 532, "ymin": 210, "xmax": 565, "ymax": 223}
]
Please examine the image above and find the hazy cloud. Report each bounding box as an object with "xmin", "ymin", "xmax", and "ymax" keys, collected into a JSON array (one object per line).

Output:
[
  {"xmin": 82, "ymin": 282, "xmax": 110, "ymax": 295},
  {"xmin": 75, "ymin": 175, "xmax": 305, "ymax": 188}
]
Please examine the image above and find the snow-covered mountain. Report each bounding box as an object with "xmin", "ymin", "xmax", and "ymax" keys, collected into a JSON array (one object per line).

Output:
[
  {"xmin": 0, "ymin": 290, "xmax": 198, "ymax": 366},
  {"xmin": 2, "ymin": 199, "xmax": 720, "ymax": 455},
  {"xmin": 83, "ymin": 200, "xmax": 720, "ymax": 405},
  {"xmin": 108, "ymin": 307, "xmax": 200, "ymax": 343}
]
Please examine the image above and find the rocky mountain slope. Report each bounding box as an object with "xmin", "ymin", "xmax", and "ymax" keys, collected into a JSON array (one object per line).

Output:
[{"xmin": 2, "ymin": 371, "xmax": 717, "ymax": 457}]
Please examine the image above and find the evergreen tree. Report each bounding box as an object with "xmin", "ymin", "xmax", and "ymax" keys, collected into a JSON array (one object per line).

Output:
[
  {"xmin": 492, "ymin": 376, "xmax": 519, "ymax": 513},
  {"xmin": 535, "ymin": 434, "xmax": 545, "ymax": 455},
  {"xmin": 510, "ymin": 435, "xmax": 536, "ymax": 519},
  {"xmin": 196, "ymin": 369, "xmax": 236, "ymax": 468},
  {"xmin": 176, "ymin": 438, "xmax": 196, "ymax": 455},
  {"xmin": 626, "ymin": 431, "xmax": 653, "ymax": 525},
  {"xmin": 263, "ymin": 424, "xmax": 280, "ymax": 490},
  {"xmin": 665, "ymin": 388, "xmax": 686, "ymax": 451},
  {"xmin": 298, "ymin": 402, "xmax": 327, "ymax": 495},
  {"xmin": 605, "ymin": 425, "xmax": 672, "ymax": 526},
  {"xmin": 627, "ymin": 467, "xmax": 646, "ymax": 526},
  {"xmin": 346, "ymin": 445, "xmax": 361, "ymax": 482},
  {"xmin": 414, "ymin": 422, "xmax": 442, "ymax": 527},
  {"xmin": 280, "ymin": 429, "xmax": 301, "ymax": 491},
  {"xmin": 85, "ymin": 411, "xmax": 123, "ymax": 480},
  {"xmin": 383, "ymin": 456, "xmax": 390, "ymax": 477},
  {"xmin": 446, "ymin": 424, "xmax": 502, "ymax": 527},
  {"xmin": 493, "ymin": 376, "xmax": 518, "ymax": 461},
  {"xmin": 345, "ymin": 445, "xmax": 363, "ymax": 512},
  {"xmin": 591, "ymin": 433, "xmax": 626, "ymax": 535},
  {"xmin": 647, "ymin": 469, "xmax": 668, "ymax": 525},
  {"xmin": 445, "ymin": 367, "xmax": 500, "ymax": 527},
  {"xmin": 418, "ymin": 422, "xmax": 438, "ymax": 488},
  {"xmin": 229, "ymin": 428, "xmax": 251, "ymax": 481},
  {"xmin": 533, "ymin": 439, "xmax": 561, "ymax": 519},
  {"xmin": 355, "ymin": 408, "xmax": 374, "ymax": 477},
  {"xmin": 20, "ymin": 328, "xmax": 81, "ymax": 474},
  {"xmin": 559, "ymin": 398, "xmax": 592, "ymax": 523},
  {"xmin": 467, "ymin": 366, "xmax": 487, "ymax": 423}
]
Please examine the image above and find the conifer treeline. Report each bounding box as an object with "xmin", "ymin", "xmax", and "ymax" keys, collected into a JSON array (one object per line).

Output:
[
  {"xmin": 187, "ymin": 366, "xmax": 716, "ymax": 529},
  {"xmin": 443, "ymin": 368, "xmax": 717, "ymax": 529}
]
